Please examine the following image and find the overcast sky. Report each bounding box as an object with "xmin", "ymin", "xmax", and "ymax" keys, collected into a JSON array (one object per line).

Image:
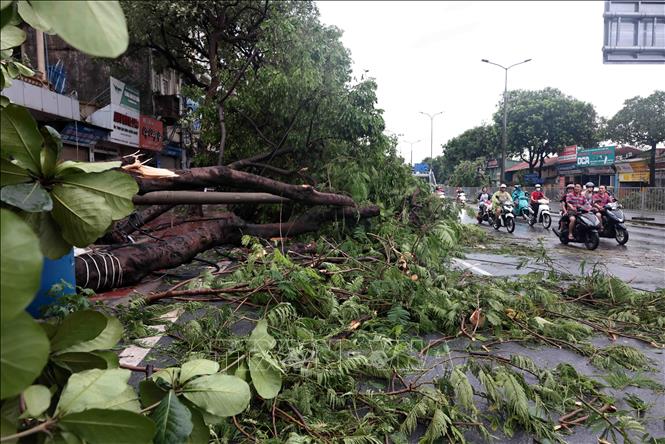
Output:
[{"xmin": 316, "ymin": 1, "xmax": 664, "ymax": 164}]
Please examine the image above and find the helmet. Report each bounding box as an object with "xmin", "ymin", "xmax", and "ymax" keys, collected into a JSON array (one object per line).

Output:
[
  {"xmin": 566, "ymin": 183, "xmax": 574, "ymax": 189},
  {"xmin": 535, "ymin": 184, "xmax": 541, "ymax": 189},
  {"xmin": 500, "ymin": 183, "xmax": 507, "ymax": 189},
  {"xmin": 514, "ymin": 184, "xmax": 521, "ymax": 188},
  {"xmin": 585, "ymin": 182, "xmax": 594, "ymax": 188}
]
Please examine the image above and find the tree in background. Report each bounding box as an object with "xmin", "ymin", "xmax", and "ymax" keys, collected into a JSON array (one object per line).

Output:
[
  {"xmin": 494, "ymin": 88, "xmax": 598, "ymax": 175},
  {"xmin": 422, "ymin": 155, "xmax": 448, "ymax": 184},
  {"xmin": 448, "ymin": 159, "xmax": 487, "ymax": 187},
  {"xmin": 605, "ymin": 90, "xmax": 665, "ymax": 187},
  {"xmin": 440, "ymin": 124, "xmax": 499, "ymax": 178}
]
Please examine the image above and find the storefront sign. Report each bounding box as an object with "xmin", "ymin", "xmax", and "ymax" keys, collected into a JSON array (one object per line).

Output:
[
  {"xmin": 619, "ymin": 172, "xmax": 650, "ymax": 182},
  {"xmin": 486, "ymin": 159, "xmax": 498, "ymax": 168},
  {"xmin": 60, "ymin": 122, "xmax": 110, "ymax": 147},
  {"xmin": 558, "ymin": 145, "xmax": 577, "ymax": 163},
  {"xmin": 576, "ymin": 146, "xmax": 615, "ymax": 167},
  {"xmin": 111, "ymin": 77, "xmax": 140, "ymax": 112},
  {"xmin": 163, "ymin": 145, "xmax": 183, "ymax": 158},
  {"xmin": 89, "ymin": 77, "xmax": 141, "ymax": 147},
  {"xmin": 139, "ymin": 116, "xmax": 163, "ymax": 151}
]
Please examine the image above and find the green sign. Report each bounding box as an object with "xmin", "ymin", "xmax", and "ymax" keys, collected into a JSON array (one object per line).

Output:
[{"xmin": 576, "ymin": 145, "xmax": 615, "ymax": 167}]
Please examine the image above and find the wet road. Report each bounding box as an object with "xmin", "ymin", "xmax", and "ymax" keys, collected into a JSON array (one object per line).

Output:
[{"xmin": 459, "ymin": 210, "xmax": 665, "ymax": 291}]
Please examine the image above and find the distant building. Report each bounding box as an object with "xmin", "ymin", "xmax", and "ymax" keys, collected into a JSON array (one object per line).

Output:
[{"xmin": 603, "ymin": 0, "xmax": 665, "ymax": 64}]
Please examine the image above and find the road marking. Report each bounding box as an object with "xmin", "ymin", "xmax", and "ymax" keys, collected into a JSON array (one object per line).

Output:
[{"xmin": 452, "ymin": 258, "xmax": 493, "ymax": 276}]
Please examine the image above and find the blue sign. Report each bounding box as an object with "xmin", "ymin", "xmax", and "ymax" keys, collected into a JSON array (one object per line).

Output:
[
  {"xmin": 60, "ymin": 122, "xmax": 110, "ymax": 147},
  {"xmin": 412, "ymin": 163, "xmax": 429, "ymax": 174},
  {"xmin": 524, "ymin": 173, "xmax": 543, "ymax": 185},
  {"xmin": 163, "ymin": 144, "xmax": 182, "ymax": 158}
]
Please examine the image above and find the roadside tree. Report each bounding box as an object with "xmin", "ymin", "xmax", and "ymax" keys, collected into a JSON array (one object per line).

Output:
[{"xmin": 448, "ymin": 159, "xmax": 487, "ymax": 187}]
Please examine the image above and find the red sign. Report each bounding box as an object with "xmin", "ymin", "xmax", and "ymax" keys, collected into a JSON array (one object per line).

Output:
[
  {"xmin": 139, "ymin": 116, "xmax": 164, "ymax": 151},
  {"xmin": 559, "ymin": 145, "xmax": 577, "ymax": 163}
]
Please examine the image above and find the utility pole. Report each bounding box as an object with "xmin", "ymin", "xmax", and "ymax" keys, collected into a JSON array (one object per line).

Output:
[
  {"xmin": 481, "ymin": 58, "xmax": 532, "ymax": 183},
  {"xmin": 404, "ymin": 139, "xmax": 421, "ymax": 166},
  {"xmin": 419, "ymin": 111, "xmax": 443, "ymax": 173}
]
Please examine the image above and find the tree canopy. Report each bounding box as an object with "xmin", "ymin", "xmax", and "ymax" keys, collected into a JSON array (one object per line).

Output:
[
  {"xmin": 448, "ymin": 159, "xmax": 487, "ymax": 187},
  {"xmin": 494, "ymin": 88, "xmax": 598, "ymax": 174},
  {"xmin": 605, "ymin": 90, "xmax": 665, "ymax": 186},
  {"xmin": 436, "ymin": 124, "xmax": 499, "ymax": 180}
]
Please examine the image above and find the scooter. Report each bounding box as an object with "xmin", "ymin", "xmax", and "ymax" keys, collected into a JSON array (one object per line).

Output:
[
  {"xmin": 476, "ymin": 199, "xmax": 493, "ymax": 225},
  {"xmin": 512, "ymin": 192, "xmax": 530, "ymax": 221},
  {"xmin": 528, "ymin": 198, "xmax": 552, "ymax": 229},
  {"xmin": 598, "ymin": 202, "xmax": 629, "ymax": 245},
  {"xmin": 492, "ymin": 202, "xmax": 516, "ymax": 233},
  {"xmin": 554, "ymin": 206, "xmax": 600, "ymax": 250}
]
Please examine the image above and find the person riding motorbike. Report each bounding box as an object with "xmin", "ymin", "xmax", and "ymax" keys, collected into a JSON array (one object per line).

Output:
[
  {"xmin": 558, "ymin": 183, "xmax": 574, "ymax": 232},
  {"xmin": 584, "ymin": 182, "xmax": 602, "ymax": 229},
  {"xmin": 492, "ymin": 184, "xmax": 512, "ymax": 219},
  {"xmin": 565, "ymin": 184, "xmax": 586, "ymax": 240},
  {"xmin": 530, "ymin": 184, "xmax": 547, "ymax": 217},
  {"xmin": 477, "ymin": 186, "xmax": 490, "ymax": 222},
  {"xmin": 592, "ymin": 185, "xmax": 614, "ymax": 232},
  {"xmin": 512, "ymin": 184, "xmax": 523, "ymax": 203}
]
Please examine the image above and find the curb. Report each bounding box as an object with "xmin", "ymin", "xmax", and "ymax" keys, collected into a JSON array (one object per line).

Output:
[{"xmin": 627, "ymin": 219, "xmax": 665, "ymax": 228}]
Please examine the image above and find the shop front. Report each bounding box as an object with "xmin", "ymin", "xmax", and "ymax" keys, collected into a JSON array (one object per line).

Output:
[
  {"xmin": 59, "ymin": 121, "xmax": 111, "ymax": 161},
  {"xmin": 616, "ymin": 159, "xmax": 650, "ymax": 187}
]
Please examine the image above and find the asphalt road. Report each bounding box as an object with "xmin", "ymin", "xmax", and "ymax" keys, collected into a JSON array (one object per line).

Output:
[{"xmin": 458, "ymin": 209, "xmax": 665, "ymax": 292}]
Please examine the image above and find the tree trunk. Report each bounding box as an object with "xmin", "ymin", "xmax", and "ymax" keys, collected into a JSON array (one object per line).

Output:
[
  {"xmin": 102, "ymin": 204, "xmax": 175, "ymax": 244},
  {"xmin": 217, "ymin": 103, "xmax": 226, "ymax": 165},
  {"xmin": 76, "ymin": 206, "xmax": 379, "ymax": 292},
  {"xmin": 133, "ymin": 191, "xmax": 289, "ymax": 205},
  {"xmin": 649, "ymin": 142, "xmax": 656, "ymax": 187}
]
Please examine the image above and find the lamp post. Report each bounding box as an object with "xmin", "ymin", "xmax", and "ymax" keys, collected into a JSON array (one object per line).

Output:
[
  {"xmin": 404, "ymin": 139, "xmax": 421, "ymax": 166},
  {"xmin": 481, "ymin": 58, "xmax": 532, "ymax": 183},
  {"xmin": 419, "ymin": 111, "xmax": 443, "ymax": 173}
]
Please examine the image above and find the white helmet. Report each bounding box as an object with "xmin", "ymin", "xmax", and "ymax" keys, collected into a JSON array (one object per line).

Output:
[
  {"xmin": 535, "ymin": 184, "xmax": 541, "ymax": 189},
  {"xmin": 500, "ymin": 183, "xmax": 507, "ymax": 189}
]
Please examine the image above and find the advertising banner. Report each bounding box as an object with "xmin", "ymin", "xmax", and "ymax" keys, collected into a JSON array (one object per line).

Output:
[
  {"xmin": 558, "ymin": 145, "xmax": 577, "ymax": 164},
  {"xmin": 576, "ymin": 146, "xmax": 615, "ymax": 167},
  {"xmin": 108, "ymin": 76, "xmax": 140, "ymax": 147},
  {"xmin": 139, "ymin": 115, "xmax": 163, "ymax": 151},
  {"xmin": 619, "ymin": 172, "xmax": 650, "ymax": 182}
]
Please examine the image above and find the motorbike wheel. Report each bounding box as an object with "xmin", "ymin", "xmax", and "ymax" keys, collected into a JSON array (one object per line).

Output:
[
  {"xmin": 615, "ymin": 227, "xmax": 629, "ymax": 245},
  {"xmin": 528, "ymin": 215, "xmax": 536, "ymax": 226},
  {"xmin": 584, "ymin": 231, "xmax": 600, "ymax": 250},
  {"xmin": 542, "ymin": 213, "xmax": 552, "ymax": 229},
  {"xmin": 505, "ymin": 217, "xmax": 515, "ymax": 233},
  {"xmin": 559, "ymin": 232, "xmax": 569, "ymax": 244}
]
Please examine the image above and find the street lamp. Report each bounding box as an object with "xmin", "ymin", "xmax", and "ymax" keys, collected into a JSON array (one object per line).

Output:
[
  {"xmin": 404, "ymin": 139, "xmax": 421, "ymax": 166},
  {"xmin": 481, "ymin": 58, "xmax": 532, "ymax": 183},
  {"xmin": 419, "ymin": 111, "xmax": 443, "ymax": 172}
]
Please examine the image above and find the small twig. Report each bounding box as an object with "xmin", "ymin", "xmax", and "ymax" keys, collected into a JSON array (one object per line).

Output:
[{"xmin": 232, "ymin": 415, "xmax": 257, "ymax": 442}]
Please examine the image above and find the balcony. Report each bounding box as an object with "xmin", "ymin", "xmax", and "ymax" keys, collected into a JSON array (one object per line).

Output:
[
  {"xmin": 154, "ymin": 94, "xmax": 181, "ymax": 124},
  {"xmin": 2, "ymin": 78, "xmax": 80, "ymax": 121}
]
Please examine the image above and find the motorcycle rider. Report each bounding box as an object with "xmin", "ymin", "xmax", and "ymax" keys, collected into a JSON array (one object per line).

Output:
[
  {"xmin": 512, "ymin": 184, "xmax": 523, "ymax": 203},
  {"xmin": 492, "ymin": 183, "xmax": 512, "ymax": 219},
  {"xmin": 584, "ymin": 182, "xmax": 602, "ymax": 230},
  {"xmin": 592, "ymin": 185, "xmax": 614, "ymax": 232},
  {"xmin": 558, "ymin": 183, "xmax": 574, "ymax": 232},
  {"xmin": 477, "ymin": 186, "xmax": 490, "ymax": 222},
  {"xmin": 529, "ymin": 184, "xmax": 547, "ymax": 218},
  {"xmin": 565, "ymin": 183, "xmax": 586, "ymax": 240}
]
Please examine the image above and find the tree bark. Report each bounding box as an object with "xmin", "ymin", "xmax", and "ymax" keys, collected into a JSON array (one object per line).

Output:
[
  {"xmin": 102, "ymin": 204, "xmax": 175, "ymax": 244},
  {"xmin": 75, "ymin": 205, "xmax": 379, "ymax": 292},
  {"xmin": 133, "ymin": 191, "xmax": 289, "ymax": 205},
  {"xmin": 217, "ymin": 103, "xmax": 227, "ymax": 165},
  {"xmin": 131, "ymin": 165, "xmax": 355, "ymax": 206}
]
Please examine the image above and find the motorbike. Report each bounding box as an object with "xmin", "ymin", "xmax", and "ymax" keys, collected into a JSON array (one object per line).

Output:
[
  {"xmin": 527, "ymin": 198, "xmax": 552, "ymax": 229},
  {"xmin": 598, "ymin": 202, "xmax": 629, "ymax": 245},
  {"xmin": 554, "ymin": 205, "xmax": 600, "ymax": 250},
  {"xmin": 456, "ymin": 191, "xmax": 467, "ymax": 206},
  {"xmin": 512, "ymin": 192, "xmax": 530, "ymax": 221},
  {"xmin": 491, "ymin": 201, "xmax": 516, "ymax": 233},
  {"xmin": 476, "ymin": 199, "xmax": 493, "ymax": 224}
]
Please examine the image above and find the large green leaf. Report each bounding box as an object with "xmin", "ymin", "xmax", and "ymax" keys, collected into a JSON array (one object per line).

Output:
[
  {"xmin": 55, "ymin": 161, "xmax": 121, "ymax": 175},
  {"xmin": 185, "ymin": 406, "xmax": 208, "ymax": 444},
  {"xmin": 0, "ymin": 209, "xmax": 42, "ymax": 321},
  {"xmin": 22, "ymin": 211, "xmax": 71, "ymax": 260},
  {"xmin": 0, "ymin": 1, "xmax": 13, "ymax": 11},
  {"xmin": 0, "ymin": 182, "xmax": 52, "ymax": 212},
  {"xmin": 58, "ymin": 170, "xmax": 137, "ymax": 220},
  {"xmin": 179, "ymin": 359, "xmax": 219, "ymax": 385},
  {"xmin": 52, "ymin": 352, "xmax": 109, "ymax": 373},
  {"xmin": 0, "ymin": 312, "xmax": 50, "ymax": 399},
  {"xmin": 17, "ymin": 1, "xmax": 54, "ymax": 33},
  {"xmin": 31, "ymin": 1, "xmax": 128, "ymax": 58},
  {"xmin": 0, "ymin": 25, "xmax": 25, "ymax": 50},
  {"xmin": 182, "ymin": 374, "xmax": 250, "ymax": 417},
  {"xmin": 50, "ymin": 184, "xmax": 112, "ymax": 246},
  {"xmin": 151, "ymin": 390, "xmax": 193, "ymax": 444},
  {"xmin": 102, "ymin": 386, "xmax": 141, "ymax": 413},
  {"xmin": 58, "ymin": 316, "xmax": 123, "ymax": 354},
  {"xmin": 248, "ymin": 319, "xmax": 276, "ymax": 352},
  {"xmin": 0, "ymin": 158, "xmax": 31, "ymax": 186},
  {"xmin": 248, "ymin": 354, "xmax": 282, "ymax": 399},
  {"xmin": 59, "ymin": 409, "xmax": 156, "ymax": 444},
  {"xmin": 50, "ymin": 310, "xmax": 107, "ymax": 353},
  {"xmin": 55, "ymin": 368, "xmax": 131, "ymax": 415},
  {"xmin": 40, "ymin": 126, "xmax": 62, "ymax": 178},
  {"xmin": 22, "ymin": 385, "xmax": 51, "ymax": 417},
  {"xmin": 0, "ymin": 397, "xmax": 20, "ymax": 442},
  {"xmin": 139, "ymin": 380, "xmax": 167, "ymax": 408},
  {"xmin": 0, "ymin": 104, "xmax": 43, "ymax": 173}
]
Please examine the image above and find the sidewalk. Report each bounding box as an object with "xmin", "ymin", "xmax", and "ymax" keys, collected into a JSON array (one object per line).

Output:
[{"xmin": 546, "ymin": 202, "xmax": 665, "ymax": 227}]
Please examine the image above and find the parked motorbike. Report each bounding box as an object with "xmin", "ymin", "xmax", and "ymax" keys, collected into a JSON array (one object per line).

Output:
[
  {"xmin": 527, "ymin": 198, "xmax": 552, "ymax": 229},
  {"xmin": 554, "ymin": 206, "xmax": 600, "ymax": 250},
  {"xmin": 476, "ymin": 199, "xmax": 493, "ymax": 225},
  {"xmin": 512, "ymin": 192, "xmax": 530, "ymax": 221},
  {"xmin": 492, "ymin": 202, "xmax": 516, "ymax": 233},
  {"xmin": 599, "ymin": 202, "xmax": 629, "ymax": 245}
]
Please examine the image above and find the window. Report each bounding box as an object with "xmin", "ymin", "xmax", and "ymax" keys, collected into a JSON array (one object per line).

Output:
[
  {"xmin": 162, "ymin": 77, "xmax": 170, "ymax": 95},
  {"xmin": 619, "ymin": 20, "xmax": 637, "ymax": 46}
]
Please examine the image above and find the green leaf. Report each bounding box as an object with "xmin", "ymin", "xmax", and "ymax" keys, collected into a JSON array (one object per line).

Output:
[
  {"xmin": 0, "ymin": 397, "xmax": 20, "ymax": 442},
  {"xmin": 248, "ymin": 319, "xmax": 276, "ymax": 352},
  {"xmin": 17, "ymin": 0, "xmax": 54, "ymax": 33},
  {"xmin": 0, "ymin": 182, "xmax": 52, "ymax": 212},
  {"xmin": 22, "ymin": 384, "xmax": 51, "ymax": 417},
  {"xmin": 179, "ymin": 359, "xmax": 219, "ymax": 385},
  {"xmin": 0, "ymin": 1, "xmax": 13, "ymax": 11},
  {"xmin": 50, "ymin": 310, "xmax": 107, "ymax": 352},
  {"xmin": 90, "ymin": 351, "xmax": 119, "ymax": 369},
  {"xmin": 52, "ymin": 352, "xmax": 109, "ymax": 373},
  {"xmin": 0, "ymin": 95, "xmax": 9, "ymax": 107},
  {"xmin": 0, "ymin": 312, "xmax": 49, "ymax": 399},
  {"xmin": 55, "ymin": 160, "xmax": 120, "ymax": 175},
  {"xmin": 102, "ymin": 386, "xmax": 141, "ymax": 412},
  {"xmin": 152, "ymin": 368, "xmax": 180, "ymax": 387},
  {"xmin": 248, "ymin": 355, "xmax": 282, "ymax": 399},
  {"xmin": 182, "ymin": 374, "xmax": 250, "ymax": 417},
  {"xmin": 0, "ymin": 158, "xmax": 31, "ymax": 186},
  {"xmin": 58, "ymin": 316, "xmax": 123, "ymax": 354},
  {"xmin": 151, "ymin": 390, "xmax": 193, "ymax": 444},
  {"xmin": 0, "ymin": 103, "xmax": 43, "ymax": 173},
  {"xmin": 40, "ymin": 126, "xmax": 62, "ymax": 178},
  {"xmin": 185, "ymin": 406, "xmax": 208, "ymax": 444},
  {"xmin": 55, "ymin": 368, "xmax": 131, "ymax": 415},
  {"xmin": 0, "ymin": 209, "xmax": 42, "ymax": 321},
  {"xmin": 13, "ymin": 61, "xmax": 33, "ymax": 77},
  {"xmin": 0, "ymin": 25, "xmax": 25, "ymax": 50},
  {"xmin": 59, "ymin": 409, "xmax": 156, "ymax": 444},
  {"xmin": 22, "ymin": 211, "xmax": 72, "ymax": 260},
  {"xmin": 58, "ymin": 170, "xmax": 137, "ymax": 220},
  {"xmin": 31, "ymin": 1, "xmax": 128, "ymax": 58},
  {"xmin": 50, "ymin": 184, "xmax": 113, "ymax": 246},
  {"xmin": 139, "ymin": 380, "xmax": 167, "ymax": 408}
]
